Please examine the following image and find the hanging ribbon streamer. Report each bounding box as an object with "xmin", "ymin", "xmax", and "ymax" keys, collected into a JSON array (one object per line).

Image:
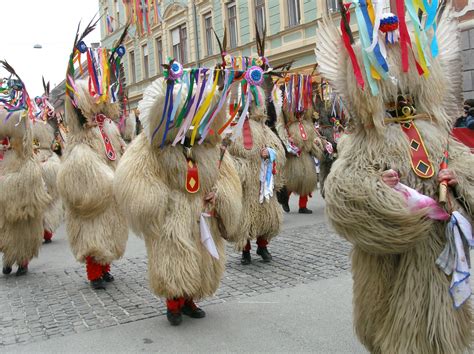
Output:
[
  {"xmin": 190, "ymin": 70, "xmax": 220, "ymax": 145},
  {"xmin": 423, "ymin": 0, "xmax": 439, "ymax": 58},
  {"xmin": 396, "ymin": 0, "xmax": 411, "ymax": 72},
  {"xmin": 340, "ymin": 4, "xmax": 365, "ymax": 90},
  {"xmin": 199, "ymin": 69, "xmax": 235, "ymax": 143},
  {"xmin": 358, "ymin": 0, "xmax": 389, "ymax": 74},
  {"xmin": 366, "ymin": 0, "xmax": 384, "ymax": 53},
  {"xmin": 405, "ymin": 0, "xmax": 431, "ymax": 75}
]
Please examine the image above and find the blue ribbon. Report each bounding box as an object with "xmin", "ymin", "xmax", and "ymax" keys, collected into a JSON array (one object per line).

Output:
[
  {"xmin": 151, "ymin": 81, "xmax": 173, "ymax": 141},
  {"xmin": 423, "ymin": 0, "xmax": 439, "ymax": 58},
  {"xmin": 359, "ymin": 0, "xmax": 388, "ymax": 73}
]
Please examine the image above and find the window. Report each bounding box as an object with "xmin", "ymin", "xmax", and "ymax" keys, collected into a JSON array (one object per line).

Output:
[
  {"xmin": 129, "ymin": 50, "xmax": 136, "ymax": 83},
  {"xmin": 287, "ymin": 0, "xmax": 301, "ymax": 27},
  {"xmin": 171, "ymin": 25, "xmax": 188, "ymax": 63},
  {"xmin": 155, "ymin": 37, "xmax": 163, "ymax": 73},
  {"xmin": 227, "ymin": 2, "xmax": 238, "ymax": 48},
  {"xmin": 142, "ymin": 44, "xmax": 149, "ymax": 79},
  {"xmin": 255, "ymin": 0, "xmax": 266, "ymax": 35},
  {"xmin": 204, "ymin": 12, "xmax": 213, "ymax": 56},
  {"xmin": 115, "ymin": 0, "xmax": 120, "ymax": 28},
  {"xmin": 327, "ymin": 0, "xmax": 340, "ymax": 12}
]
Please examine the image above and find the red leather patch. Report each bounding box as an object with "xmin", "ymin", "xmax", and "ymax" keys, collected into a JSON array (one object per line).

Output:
[
  {"xmin": 299, "ymin": 121, "xmax": 308, "ymax": 141},
  {"xmin": 400, "ymin": 121, "xmax": 434, "ymax": 179},
  {"xmin": 186, "ymin": 159, "xmax": 200, "ymax": 193},
  {"xmin": 243, "ymin": 118, "xmax": 253, "ymax": 150}
]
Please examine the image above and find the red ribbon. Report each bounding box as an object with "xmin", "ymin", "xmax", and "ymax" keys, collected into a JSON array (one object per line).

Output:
[
  {"xmin": 396, "ymin": 0, "xmax": 410, "ymax": 72},
  {"xmin": 86, "ymin": 50, "xmax": 99, "ymax": 96},
  {"xmin": 396, "ymin": 0, "xmax": 423, "ymax": 75},
  {"xmin": 341, "ymin": 4, "xmax": 364, "ymax": 90},
  {"xmin": 242, "ymin": 117, "xmax": 253, "ymax": 150}
]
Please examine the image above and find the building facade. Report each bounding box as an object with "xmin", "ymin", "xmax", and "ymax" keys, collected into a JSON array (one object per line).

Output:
[
  {"xmin": 454, "ymin": 0, "xmax": 474, "ymax": 100},
  {"xmin": 99, "ymin": 0, "xmax": 323, "ymax": 109}
]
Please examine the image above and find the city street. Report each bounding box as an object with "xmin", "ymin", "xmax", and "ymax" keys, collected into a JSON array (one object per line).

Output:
[{"xmin": 0, "ymin": 192, "xmax": 367, "ymax": 353}]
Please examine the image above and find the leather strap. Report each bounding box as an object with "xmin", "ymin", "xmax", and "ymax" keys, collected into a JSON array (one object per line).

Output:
[
  {"xmin": 95, "ymin": 114, "xmax": 116, "ymax": 161},
  {"xmin": 400, "ymin": 120, "xmax": 434, "ymax": 179},
  {"xmin": 298, "ymin": 121, "xmax": 308, "ymax": 141}
]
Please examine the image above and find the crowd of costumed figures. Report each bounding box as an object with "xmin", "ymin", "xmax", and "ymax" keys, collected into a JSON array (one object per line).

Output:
[{"xmin": 2, "ymin": 1, "xmax": 474, "ymax": 353}]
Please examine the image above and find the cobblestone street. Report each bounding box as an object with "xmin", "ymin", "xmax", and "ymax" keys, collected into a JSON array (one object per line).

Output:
[{"xmin": 0, "ymin": 218, "xmax": 351, "ymax": 348}]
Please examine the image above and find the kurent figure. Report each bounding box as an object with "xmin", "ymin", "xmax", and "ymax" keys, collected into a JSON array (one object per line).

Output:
[
  {"xmin": 57, "ymin": 21, "xmax": 128, "ymax": 289},
  {"xmin": 0, "ymin": 63, "xmax": 51, "ymax": 276},
  {"xmin": 119, "ymin": 110, "xmax": 137, "ymax": 144},
  {"xmin": 114, "ymin": 68, "xmax": 242, "ymax": 326},
  {"xmin": 275, "ymin": 79, "xmax": 323, "ymax": 214},
  {"xmin": 317, "ymin": 5, "xmax": 474, "ymax": 354},
  {"xmin": 227, "ymin": 81, "xmax": 286, "ymax": 264},
  {"xmin": 32, "ymin": 81, "xmax": 64, "ymax": 244},
  {"xmin": 218, "ymin": 29, "xmax": 286, "ymax": 264}
]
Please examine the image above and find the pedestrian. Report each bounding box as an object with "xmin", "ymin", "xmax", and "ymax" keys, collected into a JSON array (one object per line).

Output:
[
  {"xmin": 454, "ymin": 99, "xmax": 474, "ymax": 129},
  {"xmin": 114, "ymin": 63, "xmax": 243, "ymax": 326},
  {"xmin": 57, "ymin": 22, "xmax": 128, "ymax": 290},
  {"xmin": 317, "ymin": 7, "xmax": 474, "ymax": 353}
]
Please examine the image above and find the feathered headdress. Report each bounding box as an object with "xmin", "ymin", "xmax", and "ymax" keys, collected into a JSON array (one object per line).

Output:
[
  {"xmin": 0, "ymin": 60, "xmax": 36, "ymax": 121},
  {"xmin": 65, "ymin": 17, "xmax": 129, "ymax": 127},
  {"xmin": 316, "ymin": 2, "xmax": 463, "ymax": 130}
]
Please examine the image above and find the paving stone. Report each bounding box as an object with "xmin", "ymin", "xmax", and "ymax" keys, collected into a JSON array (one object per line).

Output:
[{"xmin": 0, "ymin": 222, "xmax": 351, "ymax": 348}]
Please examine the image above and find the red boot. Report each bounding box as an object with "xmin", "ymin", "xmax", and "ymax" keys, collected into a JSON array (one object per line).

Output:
[
  {"xmin": 43, "ymin": 230, "xmax": 53, "ymax": 244},
  {"xmin": 166, "ymin": 298, "xmax": 185, "ymax": 326},
  {"xmin": 86, "ymin": 256, "xmax": 105, "ymax": 290},
  {"xmin": 298, "ymin": 195, "xmax": 312, "ymax": 214},
  {"xmin": 256, "ymin": 237, "xmax": 272, "ymax": 262}
]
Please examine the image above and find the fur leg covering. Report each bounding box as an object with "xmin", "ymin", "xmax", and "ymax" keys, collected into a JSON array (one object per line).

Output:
[
  {"xmin": 43, "ymin": 230, "xmax": 53, "ymax": 241},
  {"xmin": 244, "ymin": 240, "xmax": 251, "ymax": 252},
  {"xmin": 166, "ymin": 298, "xmax": 185, "ymax": 312},
  {"xmin": 86, "ymin": 256, "xmax": 103, "ymax": 281},
  {"xmin": 299, "ymin": 195, "xmax": 308, "ymax": 209},
  {"xmin": 102, "ymin": 264, "xmax": 110, "ymax": 274},
  {"xmin": 256, "ymin": 237, "xmax": 268, "ymax": 248}
]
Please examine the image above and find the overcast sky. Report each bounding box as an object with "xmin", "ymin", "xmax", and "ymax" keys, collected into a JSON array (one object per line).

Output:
[{"xmin": 0, "ymin": 0, "xmax": 101, "ymax": 97}]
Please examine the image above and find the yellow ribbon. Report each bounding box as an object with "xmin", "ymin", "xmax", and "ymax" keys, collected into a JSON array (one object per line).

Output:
[
  {"xmin": 371, "ymin": 65, "xmax": 381, "ymax": 80},
  {"xmin": 190, "ymin": 70, "xmax": 220, "ymax": 145},
  {"xmin": 367, "ymin": 0, "xmax": 375, "ymax": 23}
]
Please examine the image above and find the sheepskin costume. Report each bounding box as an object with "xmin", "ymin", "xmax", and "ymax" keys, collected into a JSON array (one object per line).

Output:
[
  {"xmin": 315, "ymin": 101, "xmax": 340, "ymax": 198},
  {"xmin": 114, "ymin": 77, "xmax": 242, "ymax": 324},
  {"xmin": 57, "ymin": 80, "xmax": 128, "ymax": 286},
  {"xmin": 275, "ymin": 97, "xmax": 323, "ymax": 212},
  {"xmin": 0, "ymin": 111, "xmax": 51, "ymax": 275},
  {"xmin": 32, "ymin": 121, "xmax": 63, "ymax": 243},
  {"xmin": 119, "ymin": 111, "xmax": 137, "ymax": 144},
  {"xmin": 316, "ymin": 8, "xmax": 474, "ymax": 354},
  {"xmin": 227, "ymin": 82, "xmax": 286, "ymax": 261}
]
